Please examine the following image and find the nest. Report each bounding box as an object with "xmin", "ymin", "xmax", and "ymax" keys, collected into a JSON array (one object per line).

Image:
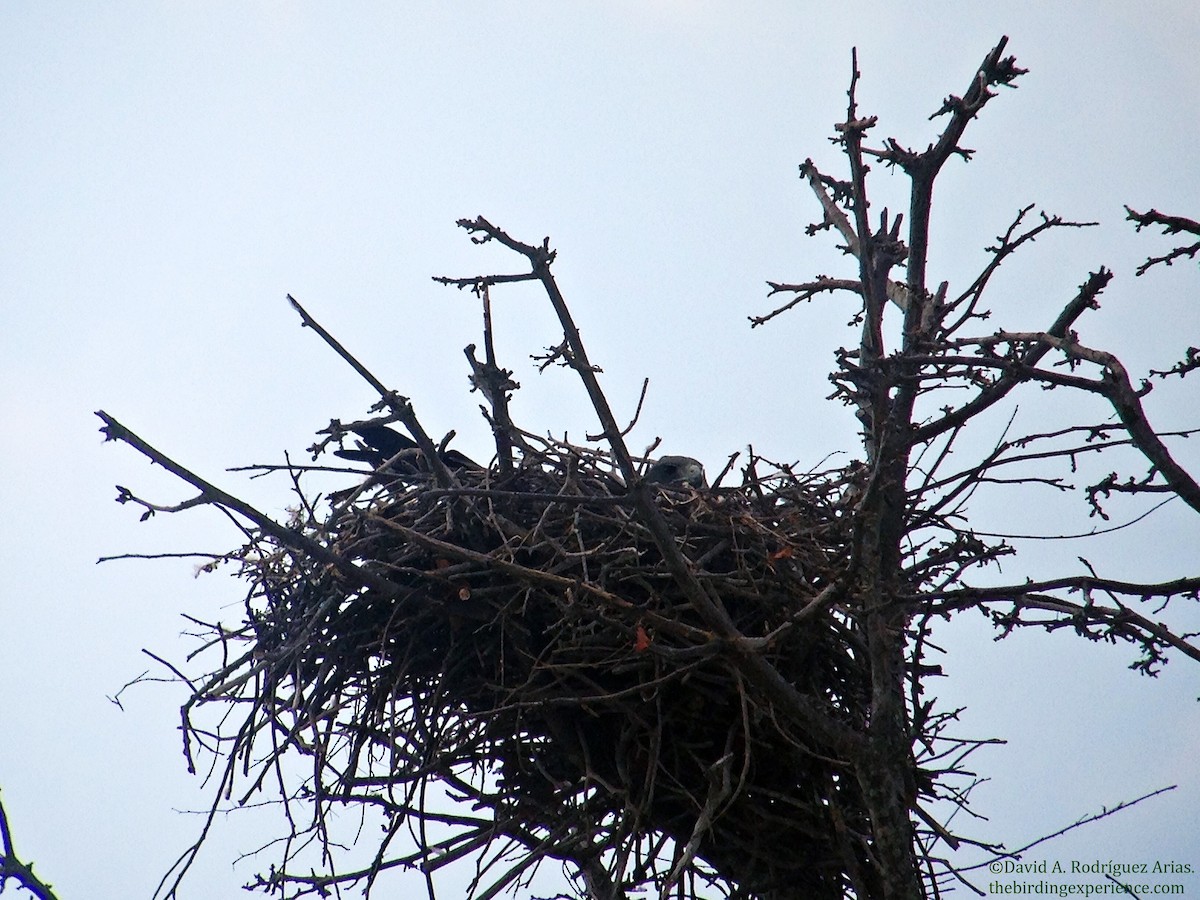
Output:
[{"xmin": 239, "ymin": 427, "xmax": 876, "ymax": 900}]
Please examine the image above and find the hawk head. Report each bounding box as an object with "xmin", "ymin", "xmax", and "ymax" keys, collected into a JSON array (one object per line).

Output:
[{"xmin": 644, "ymin": 455, "xmax": 707, "ymax": 489}]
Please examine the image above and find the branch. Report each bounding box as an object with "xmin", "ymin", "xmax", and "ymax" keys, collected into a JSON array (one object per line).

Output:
[
  {"xmin": 922, "ymin": 573, "xmax": 1200, "ymax": 608},
  {"xmin": 751, "ymin": 276, "xmax": 863, "ymax": 327},
  {"xmin": 921, "ymin": 577, "xmax": 1200, "ymax": 665},
  {"xmin": 96, "ymin": 411, "xmax": 405, "ymax": 602},
  {"xmin": 789, "ymin": 162, "xmax": 914, "ymax": 317},
  {"xmin": 949, "ymin": 329, "xmax": 1200, "ymax": 516},
  {"xmin": 900, "ymin": 36, "xmax": 1027, "ymax": 322},
  {"xmin": 911, "ymin": 269, "xmax": 1112, "ymax": 444},
  {"xmin": 924, "ymin": 37, "xmax": 1026, "ymax": 172},
  {"xmin": 0, "ymin": 792, "xmax": 60, "ymax": 900},
  {"xmin": 942, "ymin": 207, "xmax": 1098, "ymax": 337},
  {"xmin": 1126, "ymin": 206, "xmax": 1200, "ymax": 276},
  {"xmin": 963, "ymin": 786, "xmax": 1175, "ymax": 875},
  {"xmin": 799, "ymin": 158, "xmax": 860, "ymax": 257},
  {"xmin": 464, "ymin": 284, "xmax": 523, "ymax": 473},
  {"xmin": 287, "ymin": 294, "xmax": 458, "ymax": 488}
]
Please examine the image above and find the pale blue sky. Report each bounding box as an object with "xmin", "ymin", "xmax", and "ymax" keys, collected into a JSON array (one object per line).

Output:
[{"xmin": 3, "ymin": 3, "xmax": 1199, "ymax": 897}]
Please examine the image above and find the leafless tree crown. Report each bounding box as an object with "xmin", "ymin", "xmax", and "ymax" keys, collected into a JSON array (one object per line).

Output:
[{"xmin": 98, "ymin": 36, "xmax": 1198, "ymax": 900}]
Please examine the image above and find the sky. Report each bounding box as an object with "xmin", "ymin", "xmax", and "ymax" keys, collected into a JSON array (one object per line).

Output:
[{"xmin": 2, "ymin": 3, "xmax": 1199, "ymax": 898}]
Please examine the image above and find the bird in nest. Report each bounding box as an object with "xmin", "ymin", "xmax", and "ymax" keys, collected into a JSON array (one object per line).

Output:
[
  {"xmin": 334, "ymin": 424, "xmax": 480, "ymax": 475},
  {"xmin": 336, "ymin": 423, "xmax": 706, "ymax": 493},
  {"xmin": 644, "ymin": 455, "xmax": 707, "ymax": 489}
]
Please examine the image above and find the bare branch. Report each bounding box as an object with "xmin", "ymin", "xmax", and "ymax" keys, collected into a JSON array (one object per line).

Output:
[
  {"xmin": 96, "ymin": 410, "xmax": 404, "ymax": 602},
  {"xmin": 288, "ymin": 294, "xmax": 458, "ymax": 488},
  {"xmin": 1126, "ymin": 206, "xmax": 1200, "ymax": 275},
  {"xmin": 912, "ymin": 269, "xmax": 1113, "ymax": 444},
  {"xmin": 0, "ymin": 792, "xmax": 61, "ymax": 900}
]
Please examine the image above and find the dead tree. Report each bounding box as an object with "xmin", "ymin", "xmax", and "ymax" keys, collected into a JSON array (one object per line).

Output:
[{"xmin": 99, "ymin": 37, "xmax": 1199, "ymax": 900}]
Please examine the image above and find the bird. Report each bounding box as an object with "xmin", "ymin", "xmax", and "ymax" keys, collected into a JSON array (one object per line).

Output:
[
  {"xmin": 644, "ymin": 455, "xmax": 706, "ymax": 489},
  {"xmin": 335, "ymin": 423, "xmax": 480, "ymax": 475}
]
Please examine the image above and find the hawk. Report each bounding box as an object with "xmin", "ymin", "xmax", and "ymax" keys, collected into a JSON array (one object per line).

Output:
[{"xmin": 335, "ymin": 424, "xmax": 480, "ymax": 474}]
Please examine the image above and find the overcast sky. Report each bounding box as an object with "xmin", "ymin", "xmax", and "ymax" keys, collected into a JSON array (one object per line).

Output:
[{"xmin": 3, "ymin": 3, "xmax": 1199, "ymax": 898}]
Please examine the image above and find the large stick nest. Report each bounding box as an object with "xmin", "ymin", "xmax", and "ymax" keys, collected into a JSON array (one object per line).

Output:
[{"xmin": 238, "ymin": 425, "xmax": 874, "ymax": 899}]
